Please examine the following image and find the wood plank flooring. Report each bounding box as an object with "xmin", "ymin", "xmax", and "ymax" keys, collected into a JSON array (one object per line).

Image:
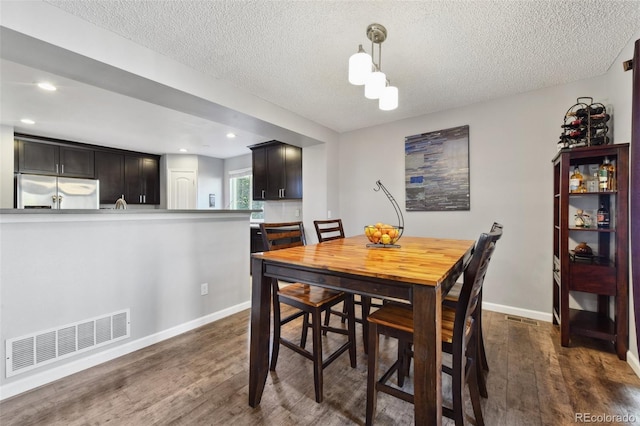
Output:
[{"xmin": 1, "ymin": 309, "xmax": 639, "ymax": 425}]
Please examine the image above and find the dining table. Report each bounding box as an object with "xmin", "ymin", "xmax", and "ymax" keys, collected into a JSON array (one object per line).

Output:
[{"xmin": 248, "ymin": 234, "xmax": 475, "ymax": 425}]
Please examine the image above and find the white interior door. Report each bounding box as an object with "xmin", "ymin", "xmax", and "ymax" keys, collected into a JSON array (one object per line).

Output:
[{"xmin": 168, "ymin": 170, "xmax": 197, "ymax": 209}]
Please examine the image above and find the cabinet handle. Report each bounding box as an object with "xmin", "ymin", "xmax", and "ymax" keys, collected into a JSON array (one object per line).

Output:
[
  {"xmin": 281, "ymin": 188, "xmax": 285, "ymax": 198},
  {"xmin": 56, "ymin": 164, "xmax": 59, "ymax": 174},
  {"xmin": 143, "ymin": 195, "xmax": 146, "ymax": 203},
  {"xmin": 61, "ymin": 164, "xmax": 64, "ymax": 174},
  {"xmin": 261, "ymin": 190, "xmax": 265, "ymax": 199},
  {"xmin": 139, "ymin": 195, "xmax": 142, "ymax": 203}
]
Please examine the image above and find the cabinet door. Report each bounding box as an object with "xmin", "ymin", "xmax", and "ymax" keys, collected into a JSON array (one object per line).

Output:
[
  {"xmin": 283, "ymin": 145, "xmax": 302, "ymax": 199},
  {"xmin": 124, "ymin": 156, "xmax": 142, "ymax": 204},
  {"xmin": 59, "ymin": 146, "xmax": 95, "ymax": 178},
  {"xmin": 141, "ymin": 157, "xmax": 160, "ymax": 205},
  {"xmin": 266, "ymin": 144, "xmax": 285, "ymax": 199},
  {"xmin": 17, "ymin": 140, "xmax": 59, "ymax": 175},
  {"xmin": 95, "ymin": 151, "xmax": 125, "ymax": 204},
  {"xmin": 252, "ymin": 147, "xmax": 267, "ymax": 200}
]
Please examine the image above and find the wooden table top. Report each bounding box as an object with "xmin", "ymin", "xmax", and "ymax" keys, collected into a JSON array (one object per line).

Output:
[{"xmin": 253, "ymin": 235, "xmax": 475, "ymax": 287}]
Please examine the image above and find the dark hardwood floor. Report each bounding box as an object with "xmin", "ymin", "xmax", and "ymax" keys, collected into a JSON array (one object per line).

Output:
[{"xmin": 1, "ymin": 308, "xmax": 639, "ymax": 425}]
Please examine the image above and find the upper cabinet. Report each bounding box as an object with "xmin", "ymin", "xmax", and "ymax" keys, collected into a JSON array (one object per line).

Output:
[
  {"xmin": 16, "ymin": 134, "xmax": 161, "ymax": 205},
  {"xmin": 124, "ymin": 155, "xmax": 160, "ymax": 205},
  {"xmin": 250, "ymin": 141, "xmax": 302, "ymax": 200},
  {"xmin": 16, "ymin": 139, "xmax": 95, "ymax": 178}
]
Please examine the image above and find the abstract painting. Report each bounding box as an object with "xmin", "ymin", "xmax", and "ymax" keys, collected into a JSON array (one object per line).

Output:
[{"xmin": 405, "ymin": 125, "xmax": 470, "ymax": 211}]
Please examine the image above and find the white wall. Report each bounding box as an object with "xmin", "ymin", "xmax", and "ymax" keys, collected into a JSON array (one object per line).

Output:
[
  {"xmin": 338, "ymin": 76, "xmax": 610, "ymax": 318},
  {"xmin": 0, "ymin": 211, "xmax": 251, "ymax": 399},
  {"xmin": 197, "ymin": 156, "xmax": 223, "ymax": 209}
]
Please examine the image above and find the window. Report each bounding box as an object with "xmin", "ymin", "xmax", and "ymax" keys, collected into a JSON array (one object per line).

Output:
[{"xmin": 229, "ymin": 168, "xmax": 264, "ymax": 220}]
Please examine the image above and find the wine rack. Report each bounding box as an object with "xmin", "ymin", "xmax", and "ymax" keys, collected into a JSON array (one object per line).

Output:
[{"xmin": 558, "ymin": 97, "xmax": 610, "ymax": 150}]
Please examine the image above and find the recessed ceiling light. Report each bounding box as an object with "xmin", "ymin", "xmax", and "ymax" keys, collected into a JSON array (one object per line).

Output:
[
  {"xmin": 179, "ymin": 148, "xmax": 188, "ymax": 153},
  {"xmin": 20, "ymin": 118, "xmax": 35, "ymax": 125},
  {"xmin": 226, "ymin": 132, "xmax": 236, "ymax": 139},
  {"xmin": 37, "ymin": 82, "xmax": 57, "ymax": 91}
]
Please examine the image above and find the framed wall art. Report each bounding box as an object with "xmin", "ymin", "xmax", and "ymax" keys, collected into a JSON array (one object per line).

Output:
[{"xmin": 405, "ymin": 125, "xmax": 470, "ymax": 211}]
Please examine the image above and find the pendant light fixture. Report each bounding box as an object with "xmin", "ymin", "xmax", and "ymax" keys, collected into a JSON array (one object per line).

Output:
[{"xmin": 348, "ymin": 23, "xmax": 398, "ymax": 111}]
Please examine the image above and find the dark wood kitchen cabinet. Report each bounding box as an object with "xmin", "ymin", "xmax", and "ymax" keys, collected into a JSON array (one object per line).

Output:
[
  {"xmin": 250, "ymin": 141, "xmax": 302, "ymax": 200},
  {"xmin": 16, "ymin": 139, "xmax": 94, "ymax": 178},
  {"xmin": 124, "ymin": 155, "xmax": 160, "ymax": 205},
  {"xmin": 95, "ymin": 151, "xmax": 125, "ymax": 204}
]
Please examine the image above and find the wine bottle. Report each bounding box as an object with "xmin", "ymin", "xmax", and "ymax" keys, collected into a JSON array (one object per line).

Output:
[
  {"xmin": 589, "ymin": 113, "xmax": 610, "ymax": 123},
  {"xmin": 590, "ymin": 136, "xmax": 610, "ymax": 145},
  {"xmin": 561, "ymin": 118, "xmax": 587, "ymax": 129},
  {"xmin": 598, "ymin": 157, "xmax": 610, "ymax": 191},
  {"xmin": 567, "ymin": 129, "xmax": 586, "ymax": 139},
  {"xmin": 589, "ymin": 105, "xmax": 604, "ymax": 115},
  {"xmin": 597, "ymin": 203, "xmax": 610, "ymax": 228}
]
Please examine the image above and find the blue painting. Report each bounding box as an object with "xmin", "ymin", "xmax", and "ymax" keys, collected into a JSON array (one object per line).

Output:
[{"xmin": 405, "ymin": 125, "xmax": 470, "ymax": 211}]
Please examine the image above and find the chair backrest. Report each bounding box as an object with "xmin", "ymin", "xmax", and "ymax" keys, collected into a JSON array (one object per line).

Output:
[
  {"xmin": 313, "ymin": 219, "xmax": 345, "ymax": 242},
  {"xmin": 260, "ymin": 222, "xmax": 306, "ymax": 252},
  {"xmin": 455, "ymin": 227, "xmax": 503, "ymax": 350}
]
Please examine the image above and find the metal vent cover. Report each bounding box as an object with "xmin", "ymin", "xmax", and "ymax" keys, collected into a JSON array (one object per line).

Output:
[
  {"xmin": 505, "ymin": 315, "xmax": 539, "ymax": 326},
  {"xmin": 5, "ymin": 309, "xmax": 130, "ymax": 377}
]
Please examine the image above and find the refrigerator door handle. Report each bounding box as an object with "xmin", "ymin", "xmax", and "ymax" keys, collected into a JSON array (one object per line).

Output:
[
  {"xmin": 57, "ymin": 195, "xmax": 63, "ymax": 207},
  {"xmin": 52, "ymin": 195, "xmax": 57, "ymax": 204}
]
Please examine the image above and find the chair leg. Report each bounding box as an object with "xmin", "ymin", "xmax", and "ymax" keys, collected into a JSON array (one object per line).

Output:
[
  {"xmin": 311, "ymin": 308, "xmax": 324, "ymax": 403},
  {"xmin": 397, "ymin": 339, "xmax": 410, "ymax": 387},
  {"xmin": 451, "ymin": 351, "xmax": 465, "ymax": 426},
  {"xmin": 322, "ymin": 308, "xmax": 331, "ymax": 336},
  {"xmin": 476, "ymin": 328, "xmax": 488, "ymax": 398},
  {"xmin": 341, "ymin": 301, "xmax": 348, "ymax": 324},
  {"xmin": 346, "ymin": 294, "xmax": 357, "ymax": 368},
  {"xmin": 366, "ymin": 322, "xmax": 379, "ymax": 426},
  {"xmin": 468, "ymin": 359, "xmax": 486, "ymax": 426},
  {"xmin": 300, "ymin": 312, "xmax": 310, "ymax": 348}
]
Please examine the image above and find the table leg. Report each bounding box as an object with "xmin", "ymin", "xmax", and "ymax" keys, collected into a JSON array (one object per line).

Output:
[
  {"xmin": 412, "ymin": 285, "xmax": 442, "ymax": 425},
  {"xmin": 249, "ymin": 257, "xmax": 271, "ymax": 407}
]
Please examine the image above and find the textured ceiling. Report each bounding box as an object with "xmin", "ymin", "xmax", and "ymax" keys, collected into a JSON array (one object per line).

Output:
[{"xmin": 44, "ymin": 0, "xmax": 640, "ymax": 134}]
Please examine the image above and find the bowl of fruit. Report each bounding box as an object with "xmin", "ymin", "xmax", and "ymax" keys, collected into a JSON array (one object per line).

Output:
[{"xmin": 364, "ymin": 223, "xmax": 401, "ymax": 246}]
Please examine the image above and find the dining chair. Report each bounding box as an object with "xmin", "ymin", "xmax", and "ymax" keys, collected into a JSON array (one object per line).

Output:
[
  {"xmin": 365, "ymin": 227, "xmax": 503, "ymax": 426},
  {"xmin": 314, "ymin": 219, "xmax": 384, "ymax": 354},
  {"xmin": 444, "ymin": 221, "xmax": 503, "ymax": 397},
  {"xmin": 260, "ymin": 221, "xmax": 357, "ymax": 403}
]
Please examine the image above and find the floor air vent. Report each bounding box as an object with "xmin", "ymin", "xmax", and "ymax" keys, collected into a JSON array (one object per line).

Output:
[
  {"xmin": 5, "ymin": 309, "xmax": 130, "ymax": 377},
  {"xmin": 505, "ymin": 315, "xmax": 539, "ymax": 326}
]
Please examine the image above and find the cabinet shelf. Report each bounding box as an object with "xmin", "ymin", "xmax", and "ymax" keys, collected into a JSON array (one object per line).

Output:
[
  {"xmin": 569, "ymin": 309, "xmax": 615, "ymax": 341},
  {"xmin": 568, "ymin": 227, "xmax": 615, "ymax": 232}
]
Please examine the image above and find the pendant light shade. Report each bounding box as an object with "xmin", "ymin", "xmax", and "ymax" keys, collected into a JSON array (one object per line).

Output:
[
  {"xmin": 365, "ymin": 70, "xmax": 386, "ymax": 99},
  {"xmin": 348, "ymin": 45, "xmax": 372, "ymax": 85},
  {"xmin": 379, "ymin": 85, "xmax": 398, "ymax": 111},
  {"xmin": 348, "ymin": 23, "xmax": 398, "ymax": 110}
]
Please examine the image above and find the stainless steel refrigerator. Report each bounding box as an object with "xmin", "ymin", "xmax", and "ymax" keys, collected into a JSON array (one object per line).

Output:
[{"xmin": 16, "ymin": 174, "xmax": 100, "ymax": 209}]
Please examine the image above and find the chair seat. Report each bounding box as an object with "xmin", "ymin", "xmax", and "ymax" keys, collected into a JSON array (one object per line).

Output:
[
  {"xmin": 278, "ymin": 283, "xmax": 345, "ymax": 307},
  {"xmin": 367, "ymin": 303, "xmax": 470, "ymax": 344}
]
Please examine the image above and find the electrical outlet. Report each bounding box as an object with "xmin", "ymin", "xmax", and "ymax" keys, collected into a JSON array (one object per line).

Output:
[
  {"xmin": 327, "ymin": 210, "xmax": 332, "ymax": 219},
  {"xmin": 200, "ymin": 283, "xmax": 209, "ymax": 296}
]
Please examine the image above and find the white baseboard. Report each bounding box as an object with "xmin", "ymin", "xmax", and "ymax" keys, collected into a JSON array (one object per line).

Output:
[
  {"xmin": 627, "ymin": 350, "xmax": 640, "ymax": 379},
  {"xmin": 483, "ymin": 302, "xmax": 553, "ymax": 323},
  {"xmin": 0, "ymin": 301, "xmax": 250, "ymax": 401}
]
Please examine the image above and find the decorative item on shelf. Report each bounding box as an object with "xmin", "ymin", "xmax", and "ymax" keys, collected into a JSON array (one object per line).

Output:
[
  {"xmin": 573, "ymin": 242, "xmax": 593, "ymax": 256},
  {"xmin": 569, "ymin": 166, "xmax": 586, "ymax": 193},
  {"xmin": 574, "ymin": 209, "xmax": 591, "ymax": 228},
  {"xmin": 557, "ymin": 97, "xmax": 611, "ymax": 151},
  {"xmin": 365, "ymin": 180, "xmax": 404, "ymax": 248}
]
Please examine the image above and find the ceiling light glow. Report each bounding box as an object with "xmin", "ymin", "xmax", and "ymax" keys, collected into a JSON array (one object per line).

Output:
[
  {"xmin": 179, "ymin": 148, "xmax": 188, "ymax": 153},
  {"xmin": 37, "ymin": 82, "xmax": 57, "ymax": 91},
  {"xmin": 21, "ymin": 118, "xmax": 35, "ymax": 125},
  {"xmin": 226, "ymin": 133, "xmax": 236, "ymax": 139}
]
